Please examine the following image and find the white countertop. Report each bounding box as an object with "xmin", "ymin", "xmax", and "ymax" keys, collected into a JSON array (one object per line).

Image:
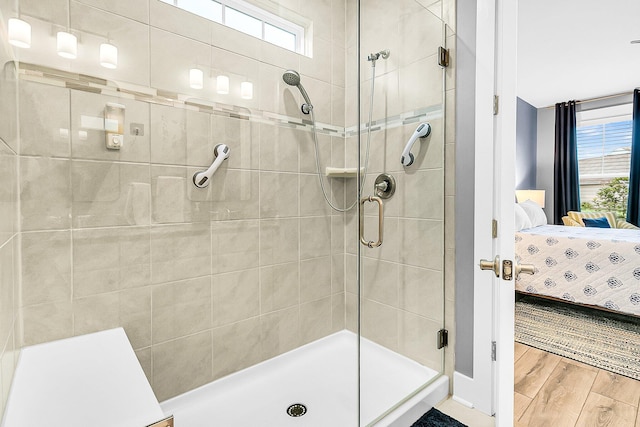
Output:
[{"xmin": 2, "ymin": 328, "xmax": 165, "ymax": 427}]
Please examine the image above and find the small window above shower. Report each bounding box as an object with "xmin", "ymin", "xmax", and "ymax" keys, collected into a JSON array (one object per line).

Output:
[{"xmin": 159, "ymin": 0, "xmax": 310, "ymax": 56}]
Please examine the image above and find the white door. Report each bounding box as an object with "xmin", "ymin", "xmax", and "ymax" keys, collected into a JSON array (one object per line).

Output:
[{"xmin": 474, "ymin": 0, "xmax": 518, "ymax": 425}]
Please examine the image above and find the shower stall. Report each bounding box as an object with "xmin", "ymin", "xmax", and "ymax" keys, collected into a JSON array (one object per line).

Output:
[{"xmin": 0, "ymin": 0, "xmax": 454, "ymax": 425}]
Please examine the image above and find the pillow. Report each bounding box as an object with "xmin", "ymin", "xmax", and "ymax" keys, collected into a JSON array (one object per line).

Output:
[
  {"xmin": 515, "ymin": 204, "xmax": 533, "ymax": 230},
  {"xmin": 583, "ymin": 217, "xmax": 611, "ymax": 228},
  {"xmin": 567, "ymin": 211, "xmax": 616, "ymax": 228},
  {"xmin": 562, "ymin": 216, "xmax": 582, "ymax": 227},
  {"xmin": 616, "ymin": 219, "xmax": 640, "ymax": 230},
  {"xmin": 518, "ymin": 200, "xmax": 548, "ymax": 227}
]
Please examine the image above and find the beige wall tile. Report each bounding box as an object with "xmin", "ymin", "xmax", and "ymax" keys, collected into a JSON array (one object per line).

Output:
[
  {"xmin": 77, "ymin": 0, "xmax": 149, "ymax": 24},
  {"xmin": 300, "ymin": 296, "xmax": 332, "ymax": 344},
  {"xmin": 208, "ymin": 46, "xmax": 260, "ymax": 110},
  {"xmin": 398, "ymin": 7, "xmax": 443, "ymax": 68},
  {"xmin": 0, "ymin": 61, "xmax": 18, "ymax": 153},
  {"xmin": 212, "ymin": 268, "xmax": 260, "ymax": 327},
  {"xmin": 400, "ymin": 56, "xmax": 443, "ymax": 112},
  {"xmin": 135, "ymin": 347, "xmax": 153, "ymax": 386},
  {"xmin": 399, "ymin": 311, "xmax": 442, "ymax": 370},
  {"xmin": 20, "ymin": 0, "xmax": 66, "ymax": 26},
  {"xmin": 0, "ymin": 145, "xmax": 17, "ymax": 247},
  {"xmin": 258, "ymin": 63, "xmax": 304, "ymax": 117},
  {"xmin": 399, "ymin": 219, "xmax": 444, "ymax": 270},
  {"xmin": 260, "ymin": 262, "xmax": 299, "ymax": 313},
  {"xmin": 332, "ymin": 0, "xmax": 346, "ymax": 47},
  {"xmin": 300, "ymin": 216, "xmax": 331, "ymax": 259},
  {"xmin": 70, "ymin": 91, "xmax": 151, "ymax": 163},
  {"xmin": 73, "ymin": 227, "xmax": 151, "ymax": 298},
  {"xmin": 20, "ymin": 157, "xmax": 71, "ymax": 231},
  {"xmin": 19, "ymin": 81, "xmax": 70, "ymax": 157},
  {"xmin": 301, "ymin": 38, "xmax": 333, "ymax": 84},
  {"xmin": 152, "ymin": 276, "xmax": 212, "ymax": 344},
  {"xmin": 151, "ymin": 166, "xmax": 210, "ymax": 224},
  {"xmin": 399, "ymin": 265, "xmax": 444, "ymax": 321},
  {"xmin": 21, "ymin": 231, "xmax": 71, "ymax": 306},
  {"xmin": 299, "ymin": 132, "xmax": 329, "ymax": 174},
  {"xmin": 260, "ymin": 172, "xmax": 299, "ymax": 218},
  {"xmin": 259, "ymin": 218, "xmax": 299, "ymax": 266},
  {"xmin": 211, "ymin": 220, "xmax": 259, "ymax": 275},
  {"xmin": 259, "ymin": 124, "xmax": 300, "ymax": 173},
  {"xmin": 150, "ymin": 0, "xmax": 211, "ymax": 44},
  {"xmin": 260, "ymin": 306, "xmax": 300, "ymax": 360},
  {"xmin": 152, "ymin": 331, "xmax": 213, "ymax": 401},
  {"xmin": 150, "ymin": 223, "xmax": 212, "ymax": 284},
  {"xmin": 210, "ymin": 169, "xmax": 260, "ymax": 221},
  {"xmin": 150, "ymin": 104, "xmax": 210, "ymax": 166},
  {"xmin": 331, "ymin": 293, "xmax": 345, "ymax": 332},
  {"xmin": 211, "ymin": 115, "xmax": 259, "ymax": 171},
  {"xmin": 212, "ymin": 317, "xmax": 262, "ymax": 380},
  {"xmin": 300, "ymin": 174, "xmax": 332, "ymax": 217},
  {"xmin": 72, "ymin": 161, "xmax": 151, "ymax": 227},
  {"xmin": 362, "ymin": 258, "xmax": 398, "ymax": 307},
  {"xmin": 70, "ymin": 2, "xmax": 150, "ymax": 86},
  {"xmin": 331, "ymin": 253, "xmax": 345, "ymax": 294},
  {"xmin": 74, "ymin": 287, "xmax": 152, "ymax": 349},
  {"xmin": 400, "ymin": 169, "xmax": 444, "ymax": 220},
  {"xmin": 21, "ymin": 301, "xmax": 73, "ymax": 346},
  {"xmin": 0, "ymin": 243, "xmax": 15, "ymax": 348},
  {"xmin": 362, "ymin": 298, "xmax": 398, "ymax": 351},
  {"xmin": 300, "ymin": 257, "xmax": 331, "ymax": 303}
]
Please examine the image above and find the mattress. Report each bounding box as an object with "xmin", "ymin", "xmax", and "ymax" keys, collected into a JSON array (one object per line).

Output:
[{"xmin": 515, "ymin": 225, "xmax": 640, "ymax": 316}]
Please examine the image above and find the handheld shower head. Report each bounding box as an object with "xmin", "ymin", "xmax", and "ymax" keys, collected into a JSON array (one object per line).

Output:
[
  {"xmin": 282, "ymin": 70, "xmax": 313, "ymax": 114},
  {"xmin": 282, "ymin": 70, "xmax": 301, "ymax": 86}
]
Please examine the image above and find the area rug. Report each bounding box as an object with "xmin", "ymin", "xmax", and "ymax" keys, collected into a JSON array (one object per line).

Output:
[
  {"xmin": 515, "ymin": 297, "xmax": 640, "ymax": 380},
  {"xmin": 410, "ymin": 408, "xmax": 468, "ymax": 427}
]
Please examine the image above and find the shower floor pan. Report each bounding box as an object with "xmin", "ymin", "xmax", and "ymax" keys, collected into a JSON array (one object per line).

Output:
[{"xmin": 160, "ymin": 330, "xmax": 448, "ymax": 426}]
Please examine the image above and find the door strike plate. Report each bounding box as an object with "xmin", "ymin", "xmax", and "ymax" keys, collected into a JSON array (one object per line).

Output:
[{"xmin": 502, "ymin": 259, "xmax": 513, "ymax": 281}]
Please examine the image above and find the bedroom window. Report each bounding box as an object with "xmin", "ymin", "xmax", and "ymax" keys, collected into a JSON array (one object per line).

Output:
[
  {"xmin": 159, "ymin": 0, "xmax": 307, "ymax": 55},
  {"xmin": 576, "ymin": 104, "xmax": 633, "ymax": 216}
]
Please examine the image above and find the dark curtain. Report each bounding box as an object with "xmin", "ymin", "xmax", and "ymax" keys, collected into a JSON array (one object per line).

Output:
[
  {"xmin": 553, "ymin": 101, "xmax": 580, "ymax": 225},
  {"xmin": 627, "ymin": 89, "xmax": 640, "ymax": 226}
]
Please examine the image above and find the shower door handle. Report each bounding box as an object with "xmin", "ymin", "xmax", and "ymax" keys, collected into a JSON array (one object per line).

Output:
[{"xmin": 359, "ymin": 195, "xmax": 384, "ymax": 248}]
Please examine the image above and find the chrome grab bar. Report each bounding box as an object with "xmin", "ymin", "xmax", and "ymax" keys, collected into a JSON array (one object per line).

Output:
[{"xmin": 359, "ymin": 195, "xmax": 384, "ymax": 248}]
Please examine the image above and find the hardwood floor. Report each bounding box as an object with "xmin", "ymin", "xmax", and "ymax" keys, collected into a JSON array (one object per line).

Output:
[{"xmin": 514, "ymin": 342, "xmax": 640, "ymax": 427}]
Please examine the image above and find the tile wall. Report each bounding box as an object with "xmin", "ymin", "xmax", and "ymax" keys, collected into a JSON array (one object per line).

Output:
[
  {"xmin": 0, "ymin": 0, "xmax": 20, "ymax": 416},
  {"xmin": 14, "ymin": 0, "xmax": 346, "ymax": 402},
  {"xmin": 2, "ymin": 0, "xmax": 457, "ymax": 409}
]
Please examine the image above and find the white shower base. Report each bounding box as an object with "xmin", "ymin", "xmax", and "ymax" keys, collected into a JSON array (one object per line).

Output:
[{"xmin": 160, "ymin": 330, "xmax": 448, "ymax": 426}]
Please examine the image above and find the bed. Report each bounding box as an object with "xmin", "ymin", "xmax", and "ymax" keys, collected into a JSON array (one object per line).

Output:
[{"xmin": 515, "ymin": 225, "xmax": 640, "ymax": 316}]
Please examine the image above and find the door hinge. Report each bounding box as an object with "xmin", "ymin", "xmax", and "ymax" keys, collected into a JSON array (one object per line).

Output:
[
  {"xmin": 437, "ymin": 329, "xmax": 448, "ymax": 349},
  {"xmin": 493, "ymin": 95, "xmax": 499, "ymax": 115},
  {"xmin": 491, "ymin": 341, "xmax": 497, "ymax": 361},
  {"xmin": 438, "ymin": 46, "xmax": 450, "ymax": 67},
  {"xmin": 492, "ymin": 219, "xmax": 498, "ymax": 238}
]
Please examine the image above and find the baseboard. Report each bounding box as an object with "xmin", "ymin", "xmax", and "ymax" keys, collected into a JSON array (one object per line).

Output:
[{"xmin": 452, "ymin": 371, "xmax": 476, "ymax": 409}]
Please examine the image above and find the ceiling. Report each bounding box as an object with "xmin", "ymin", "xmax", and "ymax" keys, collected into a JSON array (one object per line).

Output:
[{"xmin": 517, "ymin": 0, "xmax": 640, "ymax": 108}]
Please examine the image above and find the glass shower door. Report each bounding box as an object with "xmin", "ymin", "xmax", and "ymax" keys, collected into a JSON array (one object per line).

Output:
[{"xmin": 348, "ymin": 0, "xmax": 449, "ymax": 424}]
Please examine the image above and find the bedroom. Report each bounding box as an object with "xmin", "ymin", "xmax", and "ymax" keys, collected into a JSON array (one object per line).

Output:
[{"xmin": 513, "ymin": 0, "xmax": 640, "ymax": 424}]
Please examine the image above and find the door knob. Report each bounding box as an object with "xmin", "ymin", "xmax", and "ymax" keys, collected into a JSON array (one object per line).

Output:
[
  {"xmin": 479, "ymin": 256, "xmax": 500, "ymax": 278},
  {"xmin": 515, "ymin": 262, "xmax": 535, "ymax": 279}
]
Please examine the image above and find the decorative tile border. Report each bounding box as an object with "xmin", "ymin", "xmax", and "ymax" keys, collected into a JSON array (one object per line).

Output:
[{"xmin": 19, "ymin": 62, "xmax": 443, "ymax": 138}]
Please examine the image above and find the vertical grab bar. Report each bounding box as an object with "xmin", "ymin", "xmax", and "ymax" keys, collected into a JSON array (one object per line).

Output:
[{"xmin": 359, "ymin": 195, "xmax": 384, "ymax": 248}]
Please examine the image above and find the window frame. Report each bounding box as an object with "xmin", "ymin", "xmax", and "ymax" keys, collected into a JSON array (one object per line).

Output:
[
  {"xmin": 161, "ymin": 0, "xmax": 306, "ymax": 55},
  {"xmin": 576, "ymin": 104, "xmax": 633, "ymax": 209}
]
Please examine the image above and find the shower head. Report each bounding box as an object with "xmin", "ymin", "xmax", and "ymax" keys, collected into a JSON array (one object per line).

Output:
[
  {"xmin": 282, "ymin": 70, "xmax": 313, "ymax": 114},
  {"xmin": 282, "ymin": 70, "xmax": 301, "ymax": 86}
]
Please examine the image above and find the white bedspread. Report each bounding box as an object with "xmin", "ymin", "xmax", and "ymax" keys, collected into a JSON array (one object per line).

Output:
[{"xmin": 515, "ymin": 225, "xmax": 640, "ymax": 315}]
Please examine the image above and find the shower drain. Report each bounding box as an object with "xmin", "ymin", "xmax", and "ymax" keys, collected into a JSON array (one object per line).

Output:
[{"xmin": 286, "ymin": 403, "xmax": 307, "ymax": 417}]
